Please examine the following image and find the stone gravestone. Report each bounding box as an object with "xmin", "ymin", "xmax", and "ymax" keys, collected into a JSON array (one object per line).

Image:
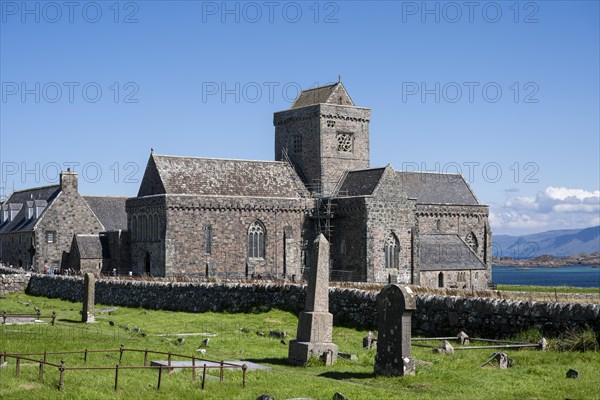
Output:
[
  {"xmin": 82, "ymin": 273, "xmax": 96, "ymax": 323},
  {"xmin": 288, "ymin": 234, "xmax": 338, "ymax": 366},
  {"xmin": 374, "ymin": 284, "xmax": 416, "ymax": 376}
]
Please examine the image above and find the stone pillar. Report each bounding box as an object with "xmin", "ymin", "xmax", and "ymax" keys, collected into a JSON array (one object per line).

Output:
[
  {"xmin": 374, "ymin": 284, "xmax": 416, "ymax": 376},
  {"xmin": 288, "ymin": 234, "xmax": 338, "ymax": 366},
  {"xmin": 82, "ymin": 273, "xmax": 95, "ymax": 323}
]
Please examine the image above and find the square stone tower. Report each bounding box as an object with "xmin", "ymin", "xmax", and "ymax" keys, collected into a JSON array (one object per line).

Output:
[{"xmin": 274, "ymin": 80, "xmax": 371, "ymax": 195}]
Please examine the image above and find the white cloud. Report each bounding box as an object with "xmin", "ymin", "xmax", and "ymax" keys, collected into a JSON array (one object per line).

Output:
[{"xmin": 490, "ymin": 186, "xmax": 600, "ymax": 234}]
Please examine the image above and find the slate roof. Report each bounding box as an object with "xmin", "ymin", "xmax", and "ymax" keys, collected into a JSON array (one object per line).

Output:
[
  {"xmin": 74, "ymin": 234, "xmax": 109, "ymax": 259},
  {"xmin": 146, "ymin": 154, "xmax": 309, "ymax": 198},
  {"xmin": 397, "ymin": 172, "xmax": 479, "ymax": 205},
  {"xmin": 0, "ymin": 185, "xmax": 61, "ymax": 233},
  {"xmin": 337, "ymin": 168, "xmax": 386, "ymax": 196},
  {"xmin": 291, "ymin": 81, "xmax": 354, "ymax": 109},
  {"xmin": 84, "ymin": 196, "xmax": 128, "ymax": 231},
  {"xmin": 419, "ymin": 234, "xmax": 487, "ymax": 271}
]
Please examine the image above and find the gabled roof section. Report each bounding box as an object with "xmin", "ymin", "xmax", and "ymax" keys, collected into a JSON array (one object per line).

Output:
[
  {"xmin": 141, "ymin": 154, "xmax": 309, "ymax": 198},
  {"xmin": 83, "ymin": 196, "xmax": 128, "ymax": 231},
  {"xmin": 138, "ymin": 152, "xmax": 167, "ymax": 197},
  {"xmin": 73, "ymin": 234, "xmax": 109, "ymax": 259},
  {"xmin": 419, "ymin": 234, "xmax": 487, "ymax": 271},
  {"xmin": 337, "ymin": 168, "xmax": 386, "ymax": 196},
  {"xmin": 291, "ymin": 81, "xmax": 355, "ymax": 109},
  {"xmin": 397, "ymin": 172, "xmax": 479, "ymax": 205},
  {"xmin": 0, "ymin": 185, "xmax": 61, "ymax": 233}
]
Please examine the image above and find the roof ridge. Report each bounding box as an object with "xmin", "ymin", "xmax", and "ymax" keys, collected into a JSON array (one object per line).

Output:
[
  {"xmin": 346, "ymin": 166, "xmax": 386, "ymax": 173},
  {"xmin": 299, "ymin": 82, "xmax": 337, "ymax": 92},
  {"xmin": 154, "ymin": 154, "xmax": 287, "ymax": 164},
  {"xmin": 8, "ymin": 184, "xmax": 61, "ymax": 195},
  {"xmin": 83, "ymin": 195, "xmax": 129, "ymax": 199},
  {"xmin": 397, "ymin": 171, "xmax": 463, "ymax": 176}
]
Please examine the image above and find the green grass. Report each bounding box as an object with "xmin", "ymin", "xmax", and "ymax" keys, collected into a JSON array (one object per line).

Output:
[
  {"xmin": 1, "ymin": 293, "xmax": 599, "ymax": 399},
  {"xmin": 496, "ymin": 285, "xmax": 600, "ymax": 294}
]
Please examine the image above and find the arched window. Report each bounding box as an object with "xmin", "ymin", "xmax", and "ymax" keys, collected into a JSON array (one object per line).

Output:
[
  {"xmin": 137, "ymin": 215, "xmax": 143, "ymax": 241},
  {"xmin": 247, "ymin": 220, "xmax": 265, "ymax": 259},
  {"xmin": 153, "ymin": 214, "xmax": 159, "ymax": 241},
  {"xmin": 131, "ymin": 217, "xmax": 137, "ymax": 241},
  {"xmin": 140, "ymin": 215, "xmax": 148, "ymax": 241},
  {"xmin": 438, "ymin": 272, "xmax": 444, "ymax": 288},
  {"xmin": 204, "ymin": 226, "xmax": 212, "ymax": 255},
  {"xmin": 384, "ymin": 233, "xmax": 399, "ymax": 269},
  {"xmin": 465, "ymin": 232, "xmax": 478, "ymax": 253},
  {"xmin": 145, "ymin": 214, "xmax": 151, "ymax": 241}
]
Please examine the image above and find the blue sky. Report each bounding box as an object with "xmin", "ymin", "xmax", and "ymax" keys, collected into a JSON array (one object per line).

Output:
[{"xmin": 1, "ymin": 0, "xmax": 599, "ymax": 235}]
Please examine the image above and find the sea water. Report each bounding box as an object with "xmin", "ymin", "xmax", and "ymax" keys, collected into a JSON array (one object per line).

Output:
[{"xmin": 492, "ymin": 265, "xmax": 600, "ymax": 288}]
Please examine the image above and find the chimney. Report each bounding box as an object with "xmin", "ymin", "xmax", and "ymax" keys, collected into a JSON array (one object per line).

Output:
[{"xmin": 60, "ymin": 169, "xmax": 78, "ymax": 194}]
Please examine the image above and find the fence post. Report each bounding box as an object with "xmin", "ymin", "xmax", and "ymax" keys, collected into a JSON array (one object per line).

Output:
[
  {"xmin": 168, "ymin": 353, "xmax": 172, "ymax": 369},
  {"xmin": 157, "ymin": 366, "xmax": 163, "ymax": 390},
  {"xmin": 220, "ymin": 360, "xmax": 224, "ymax": 382},
  {"xmin": 58, "ymin": 359, "xmax": 65, "ymax": 391},
  {"xmin": 242, "ymin": 364, "xmax": 247, "ymax": 388},
  {"xmin": 119, "ymin": 344, "xmax": 124, "ymax": 363},
  {"xmin": 84, "ymin": 349, "xmax": 88, "ymax": 364},
  {"xmin": 43, "ymin": 351, "xmax": 47, "ymax": 363},
  {"xmin": 143, "ymin": 349, "xmax": 148, "ymax": 366},
  {"xmin": 15, "ymin": 357, "xmax": 20, "ymax": 377},
  {"xmin": 39, "ymin": 362, "xmax": 44, "ymax": 382},
  {"xmin": 192, "ymin": 357, "xmax": 196, "ymax": 381},
  {"xmin": 201, "ymin": 364, "xmax": 206, "ymax": 390},
  {"xmin": 114, "ymin": 364, "xmax": 119, "ymax": 391},
  {"xmin": 51, "ymin": 312, "xmax": 57, "ymax": 326},
  {"xmin": 2, "ymin": 310, "xmax": 6, "ymax": 324}
]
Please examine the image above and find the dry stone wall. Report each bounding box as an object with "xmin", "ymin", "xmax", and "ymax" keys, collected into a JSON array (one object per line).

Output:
[
  {"xmin": 20, "ymin": 272, "xmax": 600, "ymax": 339},
  {"xmin": 0, "ymin": 271, "xmax": 30, "ymax": 294}
]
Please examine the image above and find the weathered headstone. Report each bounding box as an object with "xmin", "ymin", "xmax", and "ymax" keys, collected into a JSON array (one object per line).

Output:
[
  {"xmin": 435, "ymin": 340, "xmax": 454, "ymax": 354},
  {"xmin": 82, "ymin": 273, "xmax": 95, "ymax": 323},
  {"xmin": 495, "ymin": 352, "xmax": 510, "ymax": 369},
  {"xmin": 374, "ymin": 284, "xmax": 416, "ymax": 376},
  {"xmin": 457, "ymin": 331, "xmax": 470, "ymax": 345},
  {"xmin": 288, "ymin": 234, "xmax": 338, "ymax": 366},
  {"xmin": 363, "ymin": 331, "xmax": 377, "ymax": 349}
]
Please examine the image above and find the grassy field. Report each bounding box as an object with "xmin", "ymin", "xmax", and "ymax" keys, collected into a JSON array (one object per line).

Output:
[
  {"xmin": 1, "ymin": 293, "xmax": 599, "ymax": 400},
  {"xmin": 496, "ymin": 284, "xmax": 600, "ymax": 294}
]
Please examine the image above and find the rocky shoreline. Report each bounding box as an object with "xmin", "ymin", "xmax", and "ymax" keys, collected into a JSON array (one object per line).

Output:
[{"xmin": 493, "ymin": 253, "xmax": 600, "ymax": 268}]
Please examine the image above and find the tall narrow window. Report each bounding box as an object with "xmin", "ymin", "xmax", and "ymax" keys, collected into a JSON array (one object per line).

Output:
[
  {"xmin": 204, "ymin": 226, "xmax": 212, "ymax": 255},
  {"xmin": 465, "ymin": 232, "xmax": 478, "ymax": 253},
  {"xmin": 438, "ymin": 272, "xmax": 444, "ymax": 288},
  {"xmin": 247, "ymin": 220, "xmax": 265, "ymax": 259},
  {"xmin": 153, "ymin": 214, "xmax": 159, "ymax": 241},
  {"xmin": 384, "ymin": 233, "xmax": 399, "ymax": 269},
  {"xmin": 46, "ymin": 231, "xmax": 56, "ymax": 244},
  {"xmin": 293, "ymin": 135, "xmax": 302, "ymax": 154}
]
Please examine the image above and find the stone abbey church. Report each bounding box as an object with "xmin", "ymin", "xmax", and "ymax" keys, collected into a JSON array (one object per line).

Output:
[{"xmin": 1, "ymin": 81, "xmax": 492, "ymax": 289}]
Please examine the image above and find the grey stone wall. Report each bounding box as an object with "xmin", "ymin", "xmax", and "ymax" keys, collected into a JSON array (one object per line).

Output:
[
  {"xmin": 128, "ymin": 195, "xmax": 314, "ymax": 278},
  {"xmin": 274, "ymin": 103, "xmax": 371, "ymax": 194},
  {"xmin": 23, "ymin": 274, "xmax": 600, "ymax": 339},
  {"xmin": 34, "ymin": 175, "xmax": 104, "ymax": 271},
  {"xmin": 416, "ymin": 204, "xmax": 492, "ymax": 283},
  {"xmin": 0, "ymin": 232, "xmax": 34, "ymax": 269},
  {"xmin": 0, "ymin": 268, "xmax": 31, "ymax": 294},
  {"xmin": 420, "ymin": 270, "xmax": 488, "ymax": 291}
]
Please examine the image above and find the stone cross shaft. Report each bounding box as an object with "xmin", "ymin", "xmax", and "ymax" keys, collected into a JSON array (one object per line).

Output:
[
  {"xmin": 82, "ymin": 273, "xmax": 96, "ymax": 323},
  {"xmin": 288, "ymin": 234, "xmax": 338, "ymax": 365}
]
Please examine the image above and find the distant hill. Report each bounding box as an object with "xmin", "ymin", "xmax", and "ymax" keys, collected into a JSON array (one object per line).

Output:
[{"xmin": 493, "ymin": 226, "xmax": 600, "ymax": 259}]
